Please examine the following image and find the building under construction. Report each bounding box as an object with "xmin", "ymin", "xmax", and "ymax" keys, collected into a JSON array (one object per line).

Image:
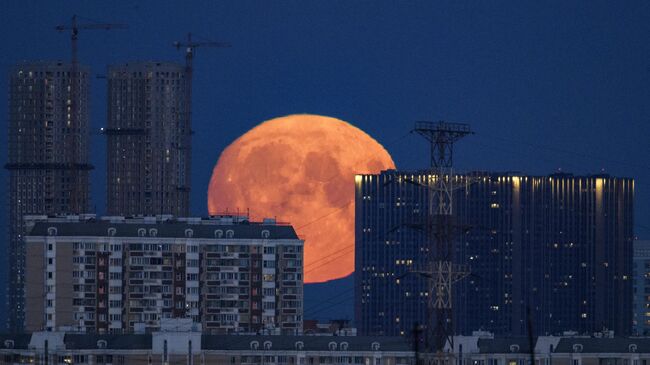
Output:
[
  {"xmin": 5, "ymin": 61, "xmax": 92, "ymax": 331},
  {"xmin": 354, "ymin": 170, "xmax": 634, "ymax": 338},
  {"xmin": 105, "ymin": 62, "xmax": 190, "ymax": 216}
]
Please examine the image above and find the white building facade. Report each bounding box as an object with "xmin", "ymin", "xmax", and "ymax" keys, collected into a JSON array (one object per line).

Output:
[{"xmin": 24, "ymin": 215, "xmax": 304, "ymax": 335}]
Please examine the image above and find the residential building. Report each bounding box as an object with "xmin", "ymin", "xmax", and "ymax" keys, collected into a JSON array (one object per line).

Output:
[
  {"xmin": 24, "ymin": 214, "xmax": 303, "ymax": 334},
  {"xmin": 105, "ymin": 62, "xmax": 190, "ymax": 217},
  {"xmin": 633, "ymin": 240, "xmax": 650, "ymax": 335},
  {"xmin": 355, "ymin": 171, "xmax": 634, "ymax": 337},
  {"xmin": 6, "ymin": 61, "xmax": 92, "ymax": 331},
  {"xmin": 303, "ymin": 320, "xmax": 357, "ymax": 336},
  {"xmin": 1, "ymin": 330, "xmax": 649, "ymax": 365},
  {"xmin": 448, "ymin": 331, "xmax": 650, "ymax": 365},
  {"xmin": 0, "ymin": 330, "xmax": 413, "ymax": 365}
]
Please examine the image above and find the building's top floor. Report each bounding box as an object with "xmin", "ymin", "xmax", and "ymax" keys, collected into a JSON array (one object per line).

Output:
[
  {"xmin": 356, "ymin": 169, "xmax": 634, "ymax": 181},
  {"xmin": 24, "ymin": 214, "xmax": 300, "ymax": 241},
  {"xmin": 303, "ymin": 320, "xmax": 357, "ymax": 336},
  {"xmin": 5, "ymin": 332, "xmax": 650, "ymax": 356},
  {"xmin": 0, "ymin": 332, "xmax": 410, "ymax": 354},
  {"xmin": 9, "ymin": 61, "xmax": 90, "ymax": 75},
  {"xmin": 107, "ymin": 61, "xmax": 185, "ymax": 75},
  {"xmin": 449, "ymin": 332, "xmax": 650, "ymax": 356}
]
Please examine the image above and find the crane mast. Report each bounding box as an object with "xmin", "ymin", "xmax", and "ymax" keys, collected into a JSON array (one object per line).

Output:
[
  {"xmin": 172, "ymin": 33, "xmax": 230, "ymax": 194},
  {"xmin": 54, "ymin": 15, "xmax": 126, "ymax": 212}
]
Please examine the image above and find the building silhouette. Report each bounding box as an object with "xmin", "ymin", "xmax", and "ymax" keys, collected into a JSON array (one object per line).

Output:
[
  {"xmin": 0, "ymin": 331, "xmax": 412, "ymax": 364},
  {"xmin": 24, "ymin": 214, "xmax": 303, "ymax": 334},
  {"xmin": 5, "ymin": 62, "xmax": 92, "ymax": 331},
  {"xmin": 105, "ymin": 62, "xmax": 190, "ymax": 216},
  {"xmin": 355, "ymin": 170, "xmax": 634, "ymax": 337},
  {"xmin": 2, "ymin": 329, "xmax": 650, "ymax": 364},
  {"xmin": 633, "ymin": 240, "xmax": 650, "ymax": 335}
]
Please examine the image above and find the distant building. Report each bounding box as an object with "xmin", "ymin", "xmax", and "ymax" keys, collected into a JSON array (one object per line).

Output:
[
  {"xmin": 447, "ymin": 331, "xmax": 650, "ymax": 365},
  {"xmin": 105, "ymin": 62, "xmax": 191, "ymax": 217},
  {"xmin": 1, "ymin": 330, "xmax": 649, "ymax": 365},
  {"xmin": 303, "ymin": 319, "xmax": 357, "ymax": 336},
  {"xmin": 633, "ymin": 240, "xmax": 650, "ymax": 335},
  {"xmin": 0, "ymin": 331, "xmax": 412, "ymax": 365},
  {"xmin": 24, "ymin": 215, "xmax": 303, "ymax": 334},
  {"xmin": 355, "ymin": 171, "xmax": 634, "ymax": 337},
  {"xmin": 6, "ymin": 62, "xmax": 92, "ymax": 331}
]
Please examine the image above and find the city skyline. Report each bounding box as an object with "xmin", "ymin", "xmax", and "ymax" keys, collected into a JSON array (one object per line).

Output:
[{"xmin": 2, "ymin": 1, "xmax": 650, "ymax": 332}]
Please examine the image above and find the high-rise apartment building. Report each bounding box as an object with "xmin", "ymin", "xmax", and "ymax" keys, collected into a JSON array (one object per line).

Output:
[
  {"xmin": 6, "ymin": 62, "xmax": 92, "ymax": 331},
  {"xmin": 24, "ymin": 214, "xmax": 304, "ymax": 334},
  {"xmin": 355, "ymin": 170, "xmax": 634, "ymax": 337},
  {"xmin": 633, "ymin": 240, "xmax": 650, "ymax": 335},
  {"xmin": 105, "ymin": 62, "xmax": 190, "ymax": 216}
]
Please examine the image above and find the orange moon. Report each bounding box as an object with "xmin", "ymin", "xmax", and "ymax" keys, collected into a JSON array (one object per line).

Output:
[{"xmin": 207, "ymin": 114, "xmax": 395, "ymax": 283}]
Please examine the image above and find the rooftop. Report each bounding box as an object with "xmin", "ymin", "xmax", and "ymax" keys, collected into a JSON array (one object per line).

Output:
[{"xmin": 25, "ymin": 215, "xmax": 300, "ymax": 240}]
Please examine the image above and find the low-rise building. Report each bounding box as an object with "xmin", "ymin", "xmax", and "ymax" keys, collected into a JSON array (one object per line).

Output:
[
  {"xmin": 0, "ymin": 331, "xmax": 412, "ymax": 365},
  {"xmin": 449, "ymin": 332, "xmax": 650, "ymax": 365},
  {"xmin": 24, "ymin": 214, "xmax": 304, "ymax": 334},
  {"xmin": 303, "ymin": 320, "xmax": 357, "ymax": 336},
  {"xmin": 2, "ymin": 331, "xmax": 650, "ymax": 365}
]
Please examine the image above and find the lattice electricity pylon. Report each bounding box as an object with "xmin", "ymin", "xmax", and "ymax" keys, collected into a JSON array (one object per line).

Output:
[
  {"xmin": 412, "ymin": 121, "xmax": 473, "ymax": 355},
  {"xmin": 414, "ymin": 121, "xmax": 472, "ymax": 216},
  {"xmin": 389, "ymin": 179, "xmax": 472, "ymax": 354}
]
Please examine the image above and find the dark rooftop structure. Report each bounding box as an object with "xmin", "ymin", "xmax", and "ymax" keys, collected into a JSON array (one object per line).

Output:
[
  {"xmin": 553, "ymin": 337, "xmax": 650, "ymax": 353},
  {"xmin": 25, "ymin": 214, "xmax": 299, "ymax": 240},
  {"xmin": 201, "ymin": 335, "xmax": 410, "ymax": 352},
  {"xmin": 476, "ymin": 338, "xmax": 532, "ymax": 354},
  {"xmin": 64, "ymin": 334, "xmax": 152, "ymax": 350},
  {"xmin": 0, "ymin": 334, "xmax": 32, "ymax": 350}
]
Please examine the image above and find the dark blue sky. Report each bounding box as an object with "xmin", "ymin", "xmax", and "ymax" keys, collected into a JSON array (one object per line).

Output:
[{"xmin": 1, "ymin": 1, "xmax": 650, "ymax": 322}]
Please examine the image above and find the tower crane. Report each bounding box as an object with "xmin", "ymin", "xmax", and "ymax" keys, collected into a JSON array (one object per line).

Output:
[
  {"xmin": 54, "ymin": 15, "xmax": 127, "ymax": 212},
  {"xmin": 173, "ymin": 32, "xmax": 231, "ymax": 131},
  {"xmin": 172, "ymin": 33, "xmax": 230, "ymax": 194},
  {"xmin": 55, "ymin": 15, "xmax": 128, "ymax": 70}
]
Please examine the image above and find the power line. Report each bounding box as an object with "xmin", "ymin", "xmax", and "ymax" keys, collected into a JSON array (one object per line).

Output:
[
  {"xmin": 305, "ymin": 128, "xmax": 649, "ymax": 322},
  {"xmin": 304, "ymin": 287, "xmax": 355, "ymax": 316},
  {"xmin": 636, "ymin": 224, "xmax": 650, "ymax": 232},
  {"xmin": 294, "ymin": 200, "xmax": 353, "ymax": 231},
  {"xmin": 382, "ymin": 131, "xmax": 413, "ymax": 149},
  {"xmin": 304, "ymin": 293, "xmax": 355, "ymax": 318},
  {"xmin": 304, "ymin": 245, "xmax": 353, "ymax": 270},
  {"xmin": 305, "ymin": 247, "xmax": 354, "ymax": 275}
]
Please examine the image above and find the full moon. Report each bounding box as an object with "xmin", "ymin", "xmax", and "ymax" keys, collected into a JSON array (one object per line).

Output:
[{"xmin": 207, "ymin": 114, "xmax": 395, "ymax": 283}]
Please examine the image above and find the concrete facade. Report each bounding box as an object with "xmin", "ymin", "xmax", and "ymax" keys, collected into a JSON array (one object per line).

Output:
[
  {"xmin": 6, "ymin": 62, "xmax": 92, "ymax": 331},
  {"xmin": 0, "ymin": 332, "xmax": 413, "ymax": 365},
  {"xmin": 24, "ymin": 215, "xmax": 304, "ymax": 335},
  {"xmin": 105, "ymin": 62, "xmax": 191, "ymax": 217},
  {"xmin": 1, "ymin": 331, "xmax": 650, "ymax": 365}
]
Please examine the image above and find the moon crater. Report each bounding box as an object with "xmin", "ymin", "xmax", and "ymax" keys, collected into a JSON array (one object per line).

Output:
[{"xmin": 208, "ymin": 114, "xmax": 395, "ymax": 283}]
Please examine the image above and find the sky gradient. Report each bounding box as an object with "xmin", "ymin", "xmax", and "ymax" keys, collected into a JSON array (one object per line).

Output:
[{"xmin": 1, "ymin": 0, "xmax": 649, "ymax": 322}]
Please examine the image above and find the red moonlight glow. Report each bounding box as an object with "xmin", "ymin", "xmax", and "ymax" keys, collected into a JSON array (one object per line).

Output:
[{"xmin": 208, "ymin": 114, "xmax": 395, "ymax": 283}]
